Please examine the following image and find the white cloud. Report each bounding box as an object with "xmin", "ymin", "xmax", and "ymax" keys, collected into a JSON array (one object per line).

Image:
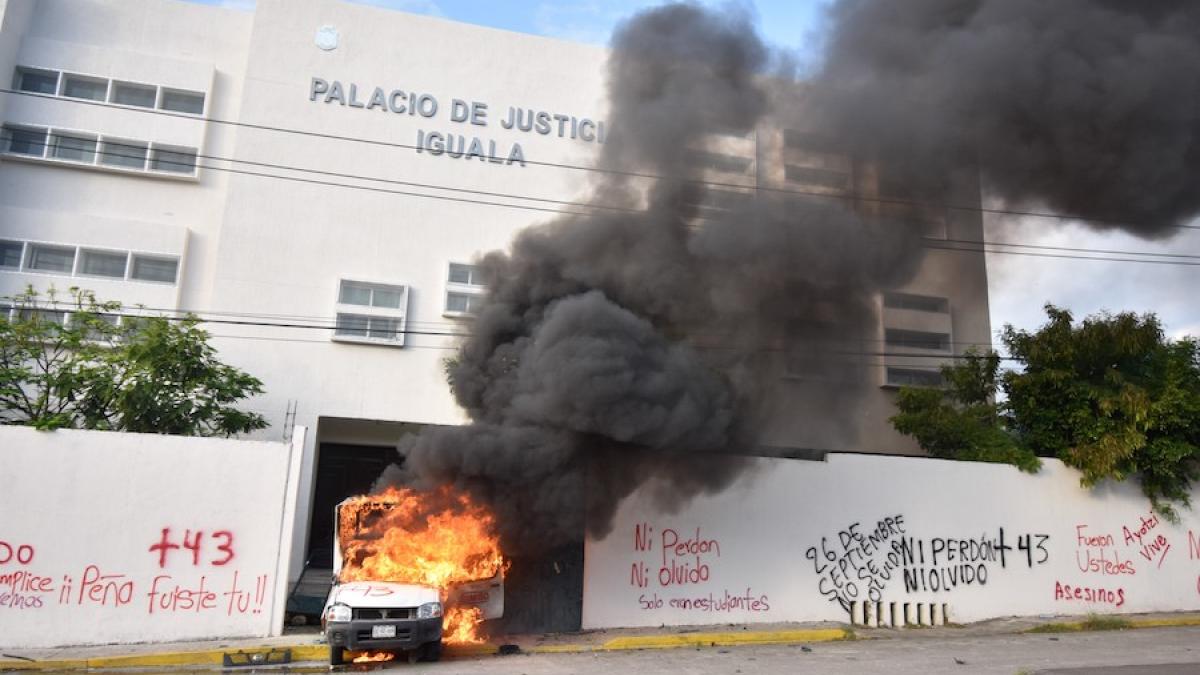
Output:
[{"xmin": 985, "ymin": 214, "xmax": 1200, "ymax": 347}]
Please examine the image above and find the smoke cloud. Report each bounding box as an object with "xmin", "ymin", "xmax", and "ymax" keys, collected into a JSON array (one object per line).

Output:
[
  {"xmin": 812, "ymin": 0, "xmax": 1200, "ymax": 235},
  {"xmin": 379, "ymin": 1, "xmax": 1200, "ymax": 554}
]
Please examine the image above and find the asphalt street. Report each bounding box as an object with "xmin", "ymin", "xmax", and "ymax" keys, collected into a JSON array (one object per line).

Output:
[{"xmin": 362, "ymin": 627, "xmax": 1200, "ymax": 674}]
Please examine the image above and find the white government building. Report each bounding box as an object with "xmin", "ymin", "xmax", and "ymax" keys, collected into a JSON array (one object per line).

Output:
[{"xmin": 0, "ymin": 0, "xmax": 990, "ymax": 593}]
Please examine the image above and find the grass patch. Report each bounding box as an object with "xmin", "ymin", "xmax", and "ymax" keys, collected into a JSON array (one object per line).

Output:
[
  {"xmin": 1080, "ymin": 615, "xmax": 1132, "ymax": 631},
  {"xmin": 1027, "ymin": 614, "xmax": 1132, "ymax": 634}
]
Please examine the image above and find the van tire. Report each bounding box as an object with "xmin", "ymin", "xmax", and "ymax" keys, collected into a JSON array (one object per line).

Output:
[
  {"xmin": 329, "ymin": 646, "xmax": 344, "ymax": 666},
  {"xmin": 419, "ymin": 641, "xmax": 443, "ymax": 662}
]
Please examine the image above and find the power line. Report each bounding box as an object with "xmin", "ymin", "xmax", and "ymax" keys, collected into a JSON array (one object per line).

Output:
[
  {"xmin": 938, "ymin": 237, "xmax": 1200, "ymax": 262},
  {"xmin": 9, "ymin": 139, "xmax": 1198, "ymax": 268},
  {"xmin": 5, "ymin": 86, "xmax": 1200, "ymax": 234},
  {"xmin": 925, "ymin": 241, "xmax": 1200, "ymax": 266},
  {"xmin": 16, "ymin": 306, "xmax": 1019, "ymax": 361}
]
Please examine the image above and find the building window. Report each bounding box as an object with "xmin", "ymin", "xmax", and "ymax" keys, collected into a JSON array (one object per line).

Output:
[
  {"xmin": 49, "ymin": 132, "xmax": 98, "ymax": 163},
  {"xmin": 338, "ymin": 280, "xmax": 405, "ymax": 309},
  {"xmin": 3, "ymin": 126, "xmax": 47, "ymax": 156},
  {"xmin": 61, "ymin": 73, "xmax": 108, "ymax": 101},
  {"xmin": 444, "ymin": 263, "xmax": 486, "ymax": 317},
  {"xmin": 445, "ymin": 292, "xmax": 482, "ymax": 315},
  {"xmin": 79, "ymin": 249, "xmax": 128, "ymax": 278},
  {"xmin": 110, "ymin": 81, "xmax": 157, "ymax": 108},
  {"xmin": 447, "ymin": 263, "xmax": 484, "ymax": 286},
  {"xmin": 2, "ymin": 123, "xmax": 197, "ymax": 178},
  {"xmin": 14, "ymin": 67, "xmax": 58, "ymax": 95},
  {"xmin": 784, "ymin": 164, "xmax": 850, "ymax": 190},
  {"xmin": 26, "ymin": 244, "xmax": 76, "ymax": 273},
  {"xmin": 335, "ymin": 314, "xmax": 402, "ymax": 341},
  {"xmin": 686, "ymin": 149, "xmax": 752, "ymax": 175},
  {"xmin": 160, "ymin": 89, "xmax": 205, "ymax": 115},
  {"xmin": 885, "ymin": 328, "xmax": 951, "ymax": 351},
  {"xmin": 130, "ymin": 255, "xmax": 178, "ymax": 283},
  {"xmin": 17, "ymin": 309, "xmax": 66, "ymax": 325},
  {"xmin": 0, "ymin": 240, "xmax": 23, "ymax": 268},
  {"xmin": 333, "ymin": 279, "xmax": 408, "ymax": 346},
  {"xmin": 149, "ymin": 145, "xmax": 197, "ymax": 174},
  {"xmin": 883, "ymin": 293, "xmax": 949, "ymax": 314},
  {"xmin": 886, "ymin": 367, "xmax": 943, "ymax": 388},
  {"xmin": 99, "ymin": 139, "xmax": 149, "ymax": 169}
]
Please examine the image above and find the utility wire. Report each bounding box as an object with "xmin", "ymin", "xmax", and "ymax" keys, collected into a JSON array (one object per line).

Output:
[
  {"xmin": 6, "ymin": 139, "xmax": 1198, "ymax": 268},
  {"xmin": 19, "ymin": 306, "xmax": 1019, "ymax": 361},
  {"xmin": 5, "ymin": 86, "xmax": 1200, "ymax": 233}
]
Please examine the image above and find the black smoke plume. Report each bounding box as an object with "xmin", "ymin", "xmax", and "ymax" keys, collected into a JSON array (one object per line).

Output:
[
  {"xmin": 812, "ymin": 0, "xmax": 1200, "ymax": 235},
  {"xmin": 379, "ymin": 1, "xmax": 1200, "ymax": 554}
]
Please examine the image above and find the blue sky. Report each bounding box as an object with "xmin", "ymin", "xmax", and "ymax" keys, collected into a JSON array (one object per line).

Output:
[
  {"xmin": 194, "ymin": 0, "xmax": 830, "ymax": 57},
  {"xmin": 190, "ymin": 0, "xmax": 1199, "ymax": 342}
]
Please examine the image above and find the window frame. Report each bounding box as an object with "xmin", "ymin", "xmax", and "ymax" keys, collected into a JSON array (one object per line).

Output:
[
  {"xmin": 25, "ymin": 243, "xmax": 77, "ymax": 274},
  {"xmin": 158, "ymin": 88, "xmax": 206, "ymax": 115},
  {"xmin": 109, "ymin": 80, "xmax": 158, "ymax": 109},
  {"xmin": 443, "ymin": 262, "xmax": 487, "ymax": 318},
  {"xmin": 332, "ymin": 278, "xmax": 409, "ymax": 347},
  {"xmin": 129, "ymin": 254, "xmax": 180, "ymax": 284},
  {"xmin": 2, "ymin": 124, "xmax": 49, "ymax": 157},
  {"xmin": 13, "ymin": 66, "xmax": 59, "ymax": 95},
  {"xmin": 884, "ymin": 367, "xmax": 944, "ymax": 388},
  {"xmin": 78, "ymin": 248, "xmax": 130, "ymax": 280},
  {"xmin": 884, "ymin": 328, "xmax": 952, "ymax": 352},
  {"xmin": 148, "ymin": 144, "xmax": 198, "ymax": 175},
  {"xmin": 48, "ymin": 130, "xmax": 100, "ymax": 163},
  {"xmin": 0, "ymin": 239, "xmax": 25, "ymax": 269},
  {"xmin": 60, "ymin": 72, "xmax": 109, "ymax": 102}
]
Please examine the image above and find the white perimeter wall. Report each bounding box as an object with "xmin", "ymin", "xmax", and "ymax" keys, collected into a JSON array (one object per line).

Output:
[
  {"xmin": 0, "ymin": 426, "xmax": 305, "ymax": 649},
  {"xmin": 584, "ymin": 454, "xmax": 1200, "ymax": 628}
]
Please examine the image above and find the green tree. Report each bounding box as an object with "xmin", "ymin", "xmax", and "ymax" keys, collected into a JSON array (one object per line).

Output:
[
  {"xmin": 891, "ymin": 350, "xmax": 1040, "ymax": 472},
  {"xmin": 891, "ymin": 305, "xmax": 1200, "ymax": 518},
  {"xmin": 1, "ymin": 286, "xmax": 267, "ymax": 437}
]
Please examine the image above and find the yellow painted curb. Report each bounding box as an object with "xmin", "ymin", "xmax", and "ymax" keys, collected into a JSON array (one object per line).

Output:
[
  {"xmin": 599, "ymin": 628, "xmax": 849, "ymax": 651},
  {"xmin": 0, "ymin": 645, "xmax": 325, "ymax": 671},
  {"xmin": 528, "ymin": 644, "xmax": 591, "ymax": 654},
  {"xmin": 1129, "ymin": 617, "xmax": 1200, "ymax": 629},
  {"xmin": 0, "ymin": 659, "xmax": 87, "ymax": 671}
]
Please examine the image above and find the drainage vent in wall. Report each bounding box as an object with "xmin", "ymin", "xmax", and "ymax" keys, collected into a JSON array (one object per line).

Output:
[{"xmin": 849, "ymin": 600, "xmax": 949, "ymax": 627}]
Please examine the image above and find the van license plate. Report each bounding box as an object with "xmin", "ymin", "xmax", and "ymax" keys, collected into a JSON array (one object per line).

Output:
[{"xmin": 372, "ymin": 625, "xmax": 396, "ymax": 639}]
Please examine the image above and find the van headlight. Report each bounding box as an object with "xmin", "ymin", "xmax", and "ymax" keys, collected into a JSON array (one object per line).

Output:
[
  {"xmin": 417, "ymin": 602, "xmax": 443, "ymax": 619},
  {"xmin": 325, "ymin": 603, "xmax": 352, "ymax": 622}
]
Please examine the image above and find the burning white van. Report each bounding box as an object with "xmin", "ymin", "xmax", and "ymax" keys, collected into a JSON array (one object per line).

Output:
[{"xmin": 322, "ymin": 490, "xmax": 505, "ymax": 665}]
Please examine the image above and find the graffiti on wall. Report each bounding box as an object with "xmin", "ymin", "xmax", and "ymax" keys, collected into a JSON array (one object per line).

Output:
[
  {"xmin": 0, "ymin": 528, "xmax": 270, "ymax": 616},
  {"xmin": 628, "ymin": 522, "xmax": 770, "ymax": 615},
  {"xmin": 806, "ymin": 515, "xmax": 1052, "ymax": 611}
]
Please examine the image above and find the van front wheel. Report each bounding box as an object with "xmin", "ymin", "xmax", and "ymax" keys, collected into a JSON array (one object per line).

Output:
[{"xmin": 329, "ymin": 646, "xmax": 344, "ymax": 666}]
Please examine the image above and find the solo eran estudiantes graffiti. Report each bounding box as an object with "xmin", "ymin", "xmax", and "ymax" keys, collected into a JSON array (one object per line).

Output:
[{"xmin": 0, "ymin": 527, "xmax": 269, "ymax": 615}]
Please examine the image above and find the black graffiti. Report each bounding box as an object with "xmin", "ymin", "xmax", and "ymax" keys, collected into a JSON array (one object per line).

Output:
[
  {"xmin": 807, "ymin": 515, "xmax": 907, "ymax": 610},
  {"xmin": 898, "ymin": 528, "xmax": 1050, "ymax": 594}
]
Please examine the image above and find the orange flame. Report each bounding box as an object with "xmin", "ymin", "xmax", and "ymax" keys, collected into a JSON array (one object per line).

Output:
[
  {"xmin": 338, "ymin": 486, "xmax": 506, "ymax": 643},
  {"xmin": 349, "ymin": 650, "xmax": 395, "ymax": 663}
]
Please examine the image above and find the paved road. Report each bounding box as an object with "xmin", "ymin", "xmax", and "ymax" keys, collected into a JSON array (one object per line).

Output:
[
  {"xmin": 32, "ymin": 626, "xmax": 1200, "ymax": 674},
  {"xmin": 363, "ymin": 626, "xmax": 1200, "ymax": 674}
]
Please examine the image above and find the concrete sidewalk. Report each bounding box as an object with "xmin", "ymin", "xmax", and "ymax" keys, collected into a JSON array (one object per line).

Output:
[{"xmin": 3, "ymin": 613, "xmax": 1200, "ymax": 670}]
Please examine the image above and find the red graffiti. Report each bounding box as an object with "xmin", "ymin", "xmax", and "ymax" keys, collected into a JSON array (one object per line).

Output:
[
  {"xmin": 146, "ymin": 574, "xmax": 218, "ymax": 614},
  {"xmin": 150, "ymin": 528, "xmax": 236, "ymax": 568},
  {"xmin": 1053, "ymin": 580, "xmax": 1125, "ymax": 607},
  {"xmin": 0, "ymin": 540, "xmax": 35, "ymax": 565},
  {"xmin": 78, "ymin": 565, "xmax": 134, "ymax": 607},
  {"xmin": 222, "ymin": 570, "xmax": 268, "ymax": 616}
]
